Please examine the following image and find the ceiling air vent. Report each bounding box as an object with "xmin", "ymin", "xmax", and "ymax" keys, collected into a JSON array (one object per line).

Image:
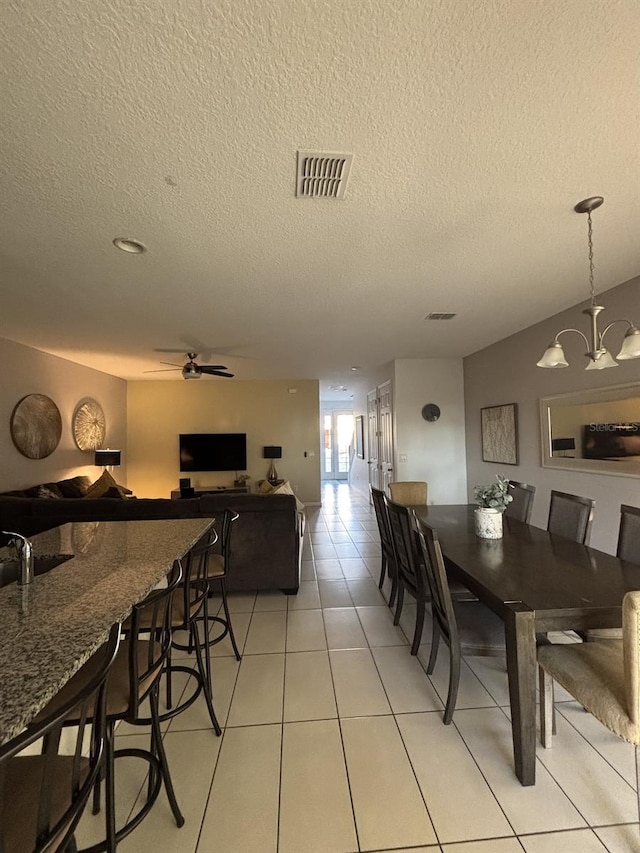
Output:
[
  {"xmin": 425, "ymin": 312, "xmax": 457, "ymax": 320},
  {"xmin": 296, "ymin": 151, "xmax": 353, "ymax": 199}
]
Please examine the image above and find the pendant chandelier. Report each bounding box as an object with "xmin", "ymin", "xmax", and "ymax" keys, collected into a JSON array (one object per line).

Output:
[{"xmin": 537, "ymin": 196, "xmax": 640, "ymax": 370}]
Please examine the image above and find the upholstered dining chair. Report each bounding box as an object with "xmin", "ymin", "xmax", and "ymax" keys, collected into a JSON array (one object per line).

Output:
[
  {"xmin": 413, "ymin": 514, "xmax": 505, "ymax": 723},
  {"xmin": 388, "ymin": 481, "xmax": 428, "ymax": 506},
  {"xmin": 0, "ymin": 623, "xmax": 120, "ymax": 853},
  {"xmin": 370, "ymin": 486, "xmax": 398, "ymax": 606},
  {"xmin": 505, "ymin": 481, "xmax": 536, "ymax": 524},
  {"xmin": 585, "ymin": 504, "xmax": 640, "ymax": 643},
  {"xmin": 547, "ymin": 490, "xmax": 595, "ymax": 544},
  {"xmin": 538, "ymin": 589, "xmax": 640, "ymax": 818}
]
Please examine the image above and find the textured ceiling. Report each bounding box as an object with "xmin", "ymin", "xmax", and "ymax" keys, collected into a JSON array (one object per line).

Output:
[{"xmin": 1, "ymin": 0, "xmax": 639, "ymax": 392}]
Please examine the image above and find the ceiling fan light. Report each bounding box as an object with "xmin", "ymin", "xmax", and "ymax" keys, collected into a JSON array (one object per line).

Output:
[
  {"xmin": 585, "ymin": 349, "xmax": 618, "ymax": 370},
  {"xmin": 182, "ymin": 365, "xmax": 201, "ymax": 379},
  {"xmin": 537, "ymin": 342, "xmax": 568, "ymax": 368},
  {"xmin": 616, "ymin": 327, "xmax": 640, "ymax": 360}
]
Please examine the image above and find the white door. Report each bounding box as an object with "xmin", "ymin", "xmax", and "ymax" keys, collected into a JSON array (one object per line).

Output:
[
  {"xmin": 321, "ymin": 410, "xmax": 354, "ymax": 480},
  {"xmin": 367, "ymin": 389, "xmax": 379, "ymax": 491},
  {"xmin": 378, "ymin": 380, "xmax": 394, "ymax": 492}
]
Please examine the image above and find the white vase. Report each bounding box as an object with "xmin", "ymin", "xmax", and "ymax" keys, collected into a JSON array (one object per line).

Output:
[{"xmin": 474, "ymin": 507, "xmax": 503, "ymax": 539}]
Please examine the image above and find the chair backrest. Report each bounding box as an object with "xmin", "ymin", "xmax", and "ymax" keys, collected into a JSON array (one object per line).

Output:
[
  {"xmin": 505, "ymin": 481, "xmax": 536, "ymax": 524},
  {"xmin": 0, "ymin": 623, "xmax": 120, "ymax": 853},
  {"xmin": 617, "ymin": 504, "xmax": 640, "ymax": 564},
  {"xmin": 220, "ymin": 508, "xmax": 240, "ymax": 568},
  {"xmin": 370, "ymin": 486, "xmax": 394, "ymax": 559},
  {"xmin": 547, "ymin": 490, "xmax": 595, "ymax": 544},
  {"xmin": 623, "ymin": 590, "xmax": 640, "ymax": 726},
  {"xmin": 385, "ymin": 497, "xmax": 425, "ymax": 597},
  {"xmin": 412, "ymin": 514, "xmax": 460, "ymax": 658},
  {"xmin": 388, "ymin": 481, "xmax": 428, "ymax": 506},
  {"xmin": 126, "ymin": 561, "xmax": 182, "ymax": 715}
]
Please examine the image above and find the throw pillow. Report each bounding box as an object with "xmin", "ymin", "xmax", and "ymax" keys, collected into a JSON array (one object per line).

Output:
[
  {"xmin": 57, "ymin": 475, "xmax": 93, "ymax": 498},
  {"xmin": 34, "ymin": 485, "xmax": 62, "ymax": 499},
  {"xmin": 103, "ymin": 486, "xmax": 127, "ymax": 500},
  {"xmin": 257, "ymin": 480, "xmax": 274, "ymax": 494},
  {"xmin": 83, "ymin": 470, "xmax": 118, "ymax": 499}
]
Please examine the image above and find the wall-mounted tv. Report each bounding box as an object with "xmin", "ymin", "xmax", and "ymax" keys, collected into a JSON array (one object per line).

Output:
[
  {"xmin": 583, "ymin": 423, "xmax": 640, "ymax": 460},
  {"xmin": 179, "ymin": 433, "xmax": 247, "ymax": 472}
]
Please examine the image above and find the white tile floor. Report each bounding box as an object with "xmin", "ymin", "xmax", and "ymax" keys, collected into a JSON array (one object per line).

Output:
[{"xmin": 76, "ymin": 482, "xmax": 640, "ymax": 852}]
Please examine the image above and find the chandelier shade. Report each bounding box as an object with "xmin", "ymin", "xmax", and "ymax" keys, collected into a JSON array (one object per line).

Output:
[{"xmin": 537, "ymin": 197, "xmax": 640, "ymax": 371}]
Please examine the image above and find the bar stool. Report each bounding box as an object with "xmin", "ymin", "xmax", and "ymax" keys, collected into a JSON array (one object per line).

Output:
[
  {"xmin": 41, "ymin": 562, "xmax": 185, "ymax": 853},
  {"xmin": 0, "ymin": 623, "xmax": 120, "ymax": 853}
]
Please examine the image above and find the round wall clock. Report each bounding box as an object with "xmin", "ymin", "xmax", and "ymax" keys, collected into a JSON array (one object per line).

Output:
[
  {"xmin": 11, "ymin": 394, "xmax": 62, "ymax": 459},
  {"xmin": 73, "ymin": 399, "xmax": 106, "ymax": 451},
  {"xmin": 421, "ymin": 403, "xmax": 441, "ymax": 422}
]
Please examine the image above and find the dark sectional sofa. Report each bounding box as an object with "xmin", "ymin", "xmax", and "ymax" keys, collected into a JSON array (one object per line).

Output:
[{"xmin": 0, "ymin": 478, "xmax": 303, "ymax": 593}]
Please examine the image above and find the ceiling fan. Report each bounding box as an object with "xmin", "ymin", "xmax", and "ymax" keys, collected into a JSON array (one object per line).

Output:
[{"xmin": 144, "ymin": 353, "xmax": 234, "ymax": 380}]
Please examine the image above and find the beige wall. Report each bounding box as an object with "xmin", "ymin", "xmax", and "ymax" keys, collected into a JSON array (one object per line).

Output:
[
  {"xmin": 0, "ymin": 338, "xmax": 127, "ymax": 491},
  {"xmin": 464, "ymin": 275, "xmax": 640, "ymax": 554},
  {"xmin": 127, "ymin": 379, "xmax": 321, "ymax": 502}
]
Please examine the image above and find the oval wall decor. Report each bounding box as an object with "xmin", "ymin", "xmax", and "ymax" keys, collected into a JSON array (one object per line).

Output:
[
  {"xmin": 10, "ymin": 394, "xmax": 63, "ymax": 459},
  {"xmin": 73, "ymin": 399, "xmax": 106, "ymax": 451}
]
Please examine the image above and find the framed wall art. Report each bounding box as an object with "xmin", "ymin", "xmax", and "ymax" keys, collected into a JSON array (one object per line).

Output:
[
  {"xmin": 73, "ymin": 399, "xmax": 106, "ymax": 451},
  {"xmin": 481, "ymin": 403, "xmax": 518, "ymax": 465},
  {"xmin": 10, "ymin": 394, "xmax": 62, "ymax": 459}
]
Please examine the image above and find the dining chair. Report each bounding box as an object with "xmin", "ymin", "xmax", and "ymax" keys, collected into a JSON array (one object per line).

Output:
[
  {"xmin": 385, "ymin": 497, "xmax": 431, "ymax": 654},
  {"xmin": 388, "ymin": 481, "xmax": 428, "ymax": 506},
  {"xmin": 584, "ymin": 504, "xmax": 640, "ymax": 642},
  {"xmin": 505, "ymin": 481, "xmax": 536, "ymax": 524},
  {"xmin": 538, "ymin": 589, "xmax": 640, "ymax": 819},
  {"xmin": 547, "ymin": 490, "xmax": 595, "ymax": 544},
  {"xmin": 0, "ymin": 623, "xmax": 120, "ymax": 853},
  {"xmin": 413, "ymin": 514, "xmax": 506, "ymax": 723},
  {"xmin": 370, "ymin": 486, "xmax": 398, "ymax": 606},
  {"xmin": 199, "ymin": 508, "xmax": 242, "ymax": 660}
]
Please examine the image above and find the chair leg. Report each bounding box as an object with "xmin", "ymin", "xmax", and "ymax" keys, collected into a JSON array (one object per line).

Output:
[
  {"xmin": 443, "ymin": 647, "xmax": 461, "ymax": 725},
  {"xmin": 220, "ymin": 581, "xmax": 241, "ymax": 661},
  {"xmin": 192, "ymin": 622, "xmax": 222, "ymax": 735},
  {"xmin": 377, "ymin": 554, "xmax": 387, "ymax": 590},
  {"xmin": 165, "ymin": 643, "xmax": 173, "ymax": 710},
  {"xmin": 393, "ymin": 582, "xmax": 405, "ymax": 625},
  {"xmin": 539, "ymin": 666, "xmax": 554, "ymax": 748},
  {"xmin": 104, "ymin": 720, "xmax": 117, "ymax": 853},
  {"xmin": 426, "ymin": 621, "xmax": 441, "ymax": 674},
  {"xmin": 410, "ymin": 599, "xmax": 425, "ymax": 656},
  {"xmin": 149, "ymin": 687, "xmax": 185, "ymax": 827}
]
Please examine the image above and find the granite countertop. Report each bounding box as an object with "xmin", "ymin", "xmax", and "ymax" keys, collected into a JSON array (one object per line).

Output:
[{"xmin": 0, "ymin": 517, "xmax": 215, "ymax": 745}]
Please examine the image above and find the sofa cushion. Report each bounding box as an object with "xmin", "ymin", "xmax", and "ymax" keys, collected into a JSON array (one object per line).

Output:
[
  {"xmin": 56, "ymin": 476, "xmax": 93, "ymax": 498},
  {"xmin": 33, "ymin": 485, "xmax": 62, "ymax": 499}
]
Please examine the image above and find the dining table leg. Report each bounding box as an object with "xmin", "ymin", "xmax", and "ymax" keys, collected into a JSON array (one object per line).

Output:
[{"xmin": 504, "ymin": 602, "xmax": 537, "ymax": 786}]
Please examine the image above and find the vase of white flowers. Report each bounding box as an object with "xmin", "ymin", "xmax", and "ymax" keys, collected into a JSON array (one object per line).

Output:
[{"xmin": 473, "ymin": 474, "xmax": 513, "ymax": 539}]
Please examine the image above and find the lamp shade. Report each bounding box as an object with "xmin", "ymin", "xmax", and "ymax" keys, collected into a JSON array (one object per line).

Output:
[
  {"xmin": 94, "ymin": 449, "xmax": 121, "ymax": 466},
  {"xmin": 616, "ymin": 327, "xmax": 640, "ymax": 361},
  {"xmin": 263, "ymin": 446, "xmax": 282, "ymax": 459},
  {"xmin": 537, "ymin": 342, "xmax": 568, "ymax": 368},
  {"xmin": 585, "ymin": 350, "xmax": 618, "ymax": 370}
]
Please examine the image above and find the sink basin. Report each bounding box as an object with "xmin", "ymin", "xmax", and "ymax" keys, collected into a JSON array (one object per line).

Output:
[{"xmin": 0, "ymin": 554, "xmax": 74, "ymax": 589}]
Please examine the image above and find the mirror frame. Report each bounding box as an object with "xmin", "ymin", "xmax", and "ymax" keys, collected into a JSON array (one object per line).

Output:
[{"xmin": 540, "ymin": 381, "xmax": 640, "ymax": 478}]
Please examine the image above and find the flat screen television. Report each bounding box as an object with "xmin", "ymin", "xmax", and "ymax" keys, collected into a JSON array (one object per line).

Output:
[
  {"xmin": 582, "ymin": 423, "xmax": 640, "ymax": 460},
  {"xmin": 179, "ymin": 433, "xmax": 247, "ymax": 472}
]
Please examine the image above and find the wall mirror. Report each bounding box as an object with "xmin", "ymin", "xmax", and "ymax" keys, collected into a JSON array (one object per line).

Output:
[{"xmin": 540, "ymin": 381, "xmax": 640, "ymax": 477}]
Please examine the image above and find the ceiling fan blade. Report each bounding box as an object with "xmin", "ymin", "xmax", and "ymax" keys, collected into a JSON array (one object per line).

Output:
[
  {"xmin": 143, "ymin": 368, "xmax": 181, "ymax": 373},
  {"xmin": 200, "ymin": 368, "xmax": 235, "ymax": 378},
  {"xmin": 159, "ymin": 361, "xmax": 182, "ymax": 367},
  {"xmin": 198, "ymin": 364, "xmax": 227, "ymax": 370}
]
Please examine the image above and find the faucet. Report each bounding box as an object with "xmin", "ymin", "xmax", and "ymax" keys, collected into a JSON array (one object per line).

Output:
[{"xmin": 1, "ymin": 531, "xmax": 34, "ymax": 586}]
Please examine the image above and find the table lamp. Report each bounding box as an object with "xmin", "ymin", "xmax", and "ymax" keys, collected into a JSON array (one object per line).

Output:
[{"xmin": 263, "ymin": 446, "xmax": 282, "ymax": 484}]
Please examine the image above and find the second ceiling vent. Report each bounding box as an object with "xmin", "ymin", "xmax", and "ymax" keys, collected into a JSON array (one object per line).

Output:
[{"xmin": 296, "ymin": 151, "xmax": 353, "ymax": 199}]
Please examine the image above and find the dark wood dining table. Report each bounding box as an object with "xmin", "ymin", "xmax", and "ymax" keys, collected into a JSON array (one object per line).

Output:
[{"xmin": 412, "ymin": 504, "xmax": 640, "ymax": 787}]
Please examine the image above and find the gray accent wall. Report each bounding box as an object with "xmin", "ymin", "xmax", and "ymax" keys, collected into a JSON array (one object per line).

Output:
[{"xmin": 464, "ymin": 275, "xmax": 640, "ymax": 554}]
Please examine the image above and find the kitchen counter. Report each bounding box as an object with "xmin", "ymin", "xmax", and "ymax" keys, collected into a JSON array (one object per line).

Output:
[{"xmin": 0, "ymin": 517, "xmax": 215, "ymax": 745}]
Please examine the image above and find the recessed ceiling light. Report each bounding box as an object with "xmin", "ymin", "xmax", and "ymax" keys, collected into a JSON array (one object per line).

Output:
[
  {"xmin": 350, "ymin": 366, "xmax": 360, "ymax": 371},
  {"xmin": 113, "ymin": 237, "xmax": 146, "ymax": 254}
]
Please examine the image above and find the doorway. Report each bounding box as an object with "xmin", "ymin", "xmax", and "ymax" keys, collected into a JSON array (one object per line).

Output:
[{"xmin": 321, "ymin": 410, "xmax": 355, "ymax": 481}]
